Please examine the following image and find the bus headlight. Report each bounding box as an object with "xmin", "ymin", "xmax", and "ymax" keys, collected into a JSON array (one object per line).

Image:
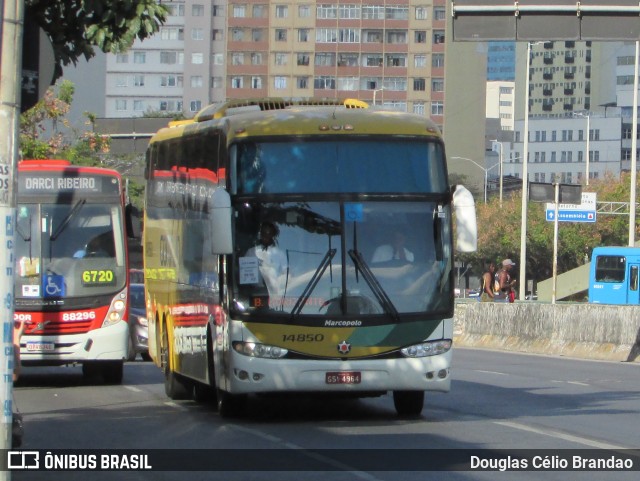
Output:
[
  {"xmin": 233, "ymin": 342, "xmax": 288, "ymax": 359},
  {"xmin": 103, "ymin": 288, "xmax": 127, "ymax": 328},
  {"xmin": 401, "ymin": 340, "xmax": 452, "ymax": 358}
]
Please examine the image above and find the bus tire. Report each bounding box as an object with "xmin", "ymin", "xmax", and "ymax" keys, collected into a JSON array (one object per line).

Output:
[
  {"xmin": 161, "ymin": 328, "xmax": 192, "ymax": 400},
  {"xmin": 217, "ymin": 389, "xmax": 247, "ymax": 418},
  {"xmin": 393, "ymin": 390, "xmax": 424, "ymax": 417},
  {"xmin": 102, "ymin": 361, "xmax": 124, "ymax": 385}
]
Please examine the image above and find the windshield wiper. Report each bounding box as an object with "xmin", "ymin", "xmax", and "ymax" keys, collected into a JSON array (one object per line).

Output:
[
  {"xmin": 348, "ymin": 249, "xmax": 399, "ymax": 321},
  {"xmin": 50, "ymin": 199, "xmax": 86, "ymax": 241},
  {"xmin": 291, "ymin": 248, "xmax": 337, "ymax": 318}
]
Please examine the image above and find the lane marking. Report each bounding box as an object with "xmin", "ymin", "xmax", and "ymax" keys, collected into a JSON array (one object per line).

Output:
[
  {"xmin": 124, "ymin": 386, "xmax": 143, "ymax": 393},
  {"xmin": 473, "ymin": 370, "xmax": 508, "ymax": 376},
  {"xmin": 567, "ymin": 381, "xmax": 590, "ymax": 386},
  {"xmin": 233, "ymin": 425, "xmax": 383, "ymax": 481},
  {"xmin": 164, "ymin": 401, "xmax": 188, "ymax": 410},
  {"xmin": 495, "ymin": 420, "xmax": 628, "ymax": 450}
]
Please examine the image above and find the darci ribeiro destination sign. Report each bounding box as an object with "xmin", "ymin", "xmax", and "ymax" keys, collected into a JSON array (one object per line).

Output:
[{"xmin": 18, "ymin": 173, "xmax": 121, "ymax": 195}]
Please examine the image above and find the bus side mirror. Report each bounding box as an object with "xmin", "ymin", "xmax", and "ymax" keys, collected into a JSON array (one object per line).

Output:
[
  {"xmin": 211, "ymin": 188, "xmax": 233, "ymax": 254},
  {"xmin": 126, "ymin": 204, "xmax": 142, "ymax": 239},
  {"xmin": 452, "ymin": 185, "xmax": 477, "ymax": 252}
]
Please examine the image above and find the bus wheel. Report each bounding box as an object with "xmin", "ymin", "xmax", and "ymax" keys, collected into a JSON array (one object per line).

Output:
[
  {"xmin": 393, "ymin": 390, "xmax": 424, "ymax": 418},
  {"xmin": 102, "ymin": 361, "xmax": 124, "ymax": 385},
  {"xmin": 217, "ymin": 389, "xmax": 247, "ymax": 418},
  {"xmin": 161, "ymin": 329, "xmax": 192, "ymax": 400}
]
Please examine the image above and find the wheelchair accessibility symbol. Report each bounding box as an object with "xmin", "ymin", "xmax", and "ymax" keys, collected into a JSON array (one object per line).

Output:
[{"xmin": 43, "ymin": 275, "xmax": 65, "ymax": 298}]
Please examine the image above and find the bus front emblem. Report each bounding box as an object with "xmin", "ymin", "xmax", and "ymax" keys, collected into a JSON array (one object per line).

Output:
[{"xmin": 337, "ymin": 341, "xmax": 351, "ymax": 354}]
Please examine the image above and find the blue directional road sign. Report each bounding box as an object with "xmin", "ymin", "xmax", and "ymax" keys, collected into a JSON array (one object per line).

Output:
[{"xmin": 545, "ymin": 210, "xmax": 596, "ymax": 222}]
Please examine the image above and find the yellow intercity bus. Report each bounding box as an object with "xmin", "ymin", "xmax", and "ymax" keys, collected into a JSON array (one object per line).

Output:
[{"xmin": 143, "ymin": 98, "xmax": 477, "ymax": 416}]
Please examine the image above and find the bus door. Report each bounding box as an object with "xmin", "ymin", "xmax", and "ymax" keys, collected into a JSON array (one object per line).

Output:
[{"xmin": 627, "ymin": 263, "xmax": 640, "ymax": 304}]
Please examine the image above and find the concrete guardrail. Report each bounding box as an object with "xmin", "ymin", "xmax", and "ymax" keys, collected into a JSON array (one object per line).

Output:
[{"xmin": 453, "ymin": 301, "xmax": 640, "ymax": 362}]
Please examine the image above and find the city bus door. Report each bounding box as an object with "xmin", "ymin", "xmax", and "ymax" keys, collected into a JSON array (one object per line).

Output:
[{"xmin": 628, "ymin": 264, "xmax": 640, "ymax": 304}]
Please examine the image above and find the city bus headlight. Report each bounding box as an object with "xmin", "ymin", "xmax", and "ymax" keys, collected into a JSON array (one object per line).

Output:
[
  {"xmin": 233, "ymin": 341, "xmax": 288, "ymax": 359},
  {"xmin": 401, "ymin": 340, "xmax": 452, "ymax": 358},
  {"xmin": 103, "ymin": 288, "xmax": 127, "ymax": 328}
]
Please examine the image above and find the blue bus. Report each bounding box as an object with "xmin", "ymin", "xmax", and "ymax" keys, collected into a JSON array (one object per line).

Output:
[{"xmin": 588, "ymin": 246, "xmax": 640, "ymax": 305}]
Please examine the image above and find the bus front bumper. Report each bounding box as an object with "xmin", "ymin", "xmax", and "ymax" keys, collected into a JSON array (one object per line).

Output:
[
  {"xmin": 19, "ymin": 321, "xmax": 129, "ymax": 365},
  {"xmin": 223, "ymin": 348, "xmax": 452, "ymax": 395}
]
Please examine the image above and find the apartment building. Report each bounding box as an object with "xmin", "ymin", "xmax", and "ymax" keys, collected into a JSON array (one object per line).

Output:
[{"xmin": 104, "ymin": 0, "xmax": 448, "ymax": 126}]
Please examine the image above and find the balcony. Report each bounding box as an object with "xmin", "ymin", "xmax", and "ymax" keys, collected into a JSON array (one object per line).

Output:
[
  {"xmin": 544, "ymin": 57, "xmax": 553, "ymax": 64},
  {"xmin": 543, "ymin": 73, "xmax": 553, "ymax": 80},
  {"xmin": 544, "ymin": 41, "xmax": 554, "ymax": 49},
  {"xmin": 564, "ymin": 88, "xmax": 574, "ymax": 95},
  {"xmin": 564, "ymin": 72, "xmax": 574, "ymax": 80},
  {"xmin": 563, "ymin": 103, "xmax": 573, "ymax": 111},
  {"xmin": 565, "ymin": 56, "xmax": 575, "ymax": 64},
  {"xmin": 542, "ymin": 103, "xmax": 553, "ymax": 112},
  {"xmin": 543, "ymin": 89, "xmax": 553, "ymax": 96}
]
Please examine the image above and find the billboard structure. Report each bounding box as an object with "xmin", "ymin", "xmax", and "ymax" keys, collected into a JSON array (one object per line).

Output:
[{"xmin": 451, "ymin": 1, "xmax": 640, "ymax": 41}]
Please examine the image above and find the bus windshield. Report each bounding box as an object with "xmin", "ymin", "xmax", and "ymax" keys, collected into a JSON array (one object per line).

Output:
[
  {"xmin": 234, "ymin": 138, "xmax": 448, "ymax": 194},
  {"xmin": 15, "ymin": 201, "xmax": 127, "ymax": 301},
  {"xmin": 233, "ymin": 200, "xmax": 453, "ymax": 319}
]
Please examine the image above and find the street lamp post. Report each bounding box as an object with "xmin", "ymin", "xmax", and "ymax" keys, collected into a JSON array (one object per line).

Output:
[
  {"xmin": 491, "ymin": 140, "xmax": 504, "ymax": 207},
  {"xmin": 373, "ymin": 87, "xmax": 385, "ymax": 106},
  {"xmin": 574, "ymin": 111, "xmax": 590, "ymax": 185},
  {"xmin": 451, "ymin": 156, "xmax": 498, "ymax": 204}
]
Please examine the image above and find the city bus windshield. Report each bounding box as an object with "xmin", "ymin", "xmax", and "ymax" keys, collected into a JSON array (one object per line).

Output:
[
  {"xmin": 15, "ymin": 202, "xmax": 127, "ymax": 301},
  {"xmin": 234, "ymin": 138, "xmax": 448, "ymax": 194},
  {"xmin": 233, "ymin": 200, "xmax": 453, "ymax": 320}
]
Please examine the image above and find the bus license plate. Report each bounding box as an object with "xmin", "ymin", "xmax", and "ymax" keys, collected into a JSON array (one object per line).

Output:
[
  {"xmin": 326, "ymin": 372, "xmax": 361, "ymax": 384},
  {"xmin": 26, "ymin": 341, "xmax": 55, "ymax": 352}
]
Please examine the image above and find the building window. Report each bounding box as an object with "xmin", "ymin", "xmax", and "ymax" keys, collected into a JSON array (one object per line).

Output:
[
  {"xmin": 191, "ymin": 76, "xmax": 203, "ymax": 88},
  {"xmin": 414, "ymin": 31, "xmax": 427, "ymax": 44},
  {"xmin": 432, "ymin": 53, "xmax": 444, "ymax": 68},
  {"xmin": 387, "ymin": 31, "xmax": 407, "ymax": 44},
  {"xmin": 386, "ymin": 6, "xmax": 408, "ymax": 20},
  {"xmin": 192, "ymin": 28, "xmax": 204, "ymax": 40},
  {"xmin": 275, "ymin": 53, "xmax": 288, "ymax": 66},
  {"xmin": 415, "ymin": 7, "xmax": 428, "ymax": 20},
  {"xmin": 213, "ymin": 29, "xmax": 223, "ymax": 40},
  {"xmin": 253, "ymin": 5, "xmax": 266, "ymax": 17},
  {"xmin": 167, "ymin": 4, "xmax": 185, "ymax": 16},
  {"xmin": 274, "ymin": 76, "xmax": 287, "ymax": 89},
  {"xmin": 161, "ymin": 27, "xmax": 184, "ymax": 40},
  {"xmin": 317, "ymin": 5, "xmax": 337, "ymax": 19},
  {"xmin": 413, "ymin": 102, "xmax": 425, "ymax": 115},
  {"xmin": 414, "ymin": 55, "xmax": 427, "ymax": 68},
  {"xmin": 232, "ymin": 29, "xmax": 244, "ymax": 41},
  {"xmin": 251, "ymin": 53, "xmax": 263, "ymax": 65},
  {"xmin": 431, "ymin": 101, "xmax": 444, "ymax": 116},
  {"xmin": 275, "ymin": 5, "xmax": 288, "ymax": 18},
  {"xmin": 213, "ymin": 53, "xmax": 224, "ymax": 65},
  {"xmin": 192, "ymin": 4, "xmax": 204, "ymax": 16},
  {"xmin": 191, "ymin": 53, "xmax": 204, "ymax": 64},
  {"xmin": 233, "ymin": 5, "xmax": 246, "ymax": 18},
  {"xmin": 190, "ymin": 100, "xmax": 202, "ymax": 112},
  {"xmin": 115, "ymin": 76, "xmax": 127, "ymax": 87},
  {"xmin": 431, "ymin": 78, "xmax": 444, "ymax": 92},
  {"xmin": 314, "ymin": 76, "xmax": 336, "ymax": 89},
  {"xmin": 276, "ymin": 29, "xmax": 287, "ymax": 41},
  {"xmin": 160, "ymin": 51, "xmax": 184, "ymax": 64},
  {"xmin": 298, "ymin": 29, "xmax": 309, "ymax": 42},
  {"xmin": 133, "ymin": 52, "xmax": 146, "ymax": 64},
  {"xmin": 316, "ymin": 28, "xmax": 337, "ymax": 43},
  {"xmin": 161, "ymin": 75, "xmax": 182, "ymax": 87},
  {"xmin": 115, "ymin": 99, "xmax": 127, "ymax": 111},
  {"xmin": 231, "ymin": 76, "xmax": 243, "ymax": 88},
  {"xmin": 232, "ymin": 53, "xmax": 245, "ymax": 65},
  {"xmin": 434, "ymin": 7, "xmax": 446, "ymax": 21},
  {"xmin": 133, "ymin": 100, "xmax": 144, "ymax": 111},
  {"xmin": 211, "ymin": 77, "xmax": 222, "ymax": 88},
  {"xmin": 315, "ymin": 52, "xmax": 335, "ymax": 67},
  {"xmin": 116, "ymin": 54, "xmax": 128, "ymax": 63},
  {"xmin": 212, "ymin": 5, "xmax": 222, "ymax": 17},
  {"xmin": 297, "ymin": 53, "xmax": 310, "ymax": 66},
  {"xmin": 433, "ymin": 30, "xmax": 445, "ymax": 44},
  {"xmin": 251, "ymin": 76, "xmax": 262, "ymax": 89},
  {"xmin": 413, "ymin": 78, "xmax": 426, "ymax": 91},
  {"xmin": 299, "ymin": 5, "xmax": 311, "ymax": 18},
  {"xmin": 133, "ymin": 75, "xmax": 144, "ymax": 87},
  {"xmin": 362, "ymin": 6, "xmax": 384, "ymax": 20},
  {"xmin": 297, "ymin": 76, "xmax": 309, "ymax": 89}
]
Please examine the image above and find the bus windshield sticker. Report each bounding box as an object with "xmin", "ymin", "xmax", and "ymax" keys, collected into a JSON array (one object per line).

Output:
[
  {"xmin": 22, "ymin": 285, "xmax": 40, "ymax": 297},
  {"xmin": 344, "ymin": 203, "xmax": 363, "ymax": 222},
  {"xmin": 239, "ymin": 257, "xmax": 260, "ymax": 284},
  {"xmin": 81, "ymin": 270, "xmax": 116, "ymax": 286}
]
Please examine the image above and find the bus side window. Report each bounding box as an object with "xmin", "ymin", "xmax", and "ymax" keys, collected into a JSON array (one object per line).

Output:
[{"xmin": 631, "ymin": 266, "xmax": 638, "ymax": 291}]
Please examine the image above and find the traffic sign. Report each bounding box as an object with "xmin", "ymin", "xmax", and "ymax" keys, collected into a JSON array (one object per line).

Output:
[{"xmin": 546, "ymin": 192, "xmax": 597, "ymax": 223}]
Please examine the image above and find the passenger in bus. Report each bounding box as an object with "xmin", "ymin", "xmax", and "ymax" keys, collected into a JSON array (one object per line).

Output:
[
  {"xmin": 371, "ymin": 231, "xmax": 415, "ymax": 264},
  {"xmin": 74, "ymin": 232, "xmax": 115, "ymax": 258},
  {"xmin": 244, "ymin": 221, "xmax": 288, "ymax": 301}
]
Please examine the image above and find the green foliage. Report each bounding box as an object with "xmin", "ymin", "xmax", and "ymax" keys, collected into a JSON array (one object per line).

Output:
[
  {"xmin": 458, "ymin": 174, "xmax": 640, "ymax": 285},
  {"xmin": 27, "ymin": 0, "xmax": 167, "ymax": 69}
]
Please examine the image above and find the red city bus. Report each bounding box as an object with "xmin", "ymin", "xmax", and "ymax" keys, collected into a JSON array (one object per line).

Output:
[{"xmin": 14, "ymin": 160, "xmax": 140, "ymax": 383}]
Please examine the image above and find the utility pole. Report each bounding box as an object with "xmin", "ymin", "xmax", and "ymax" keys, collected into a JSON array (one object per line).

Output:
[{"xmin": 0, "ymin": 0, "xmax": 24, "ymax": 470}]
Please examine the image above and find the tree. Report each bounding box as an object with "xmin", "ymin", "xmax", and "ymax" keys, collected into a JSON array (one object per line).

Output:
[{"xmin": 27, "ymin": 0, "xmax": 168, "ymax": 72}]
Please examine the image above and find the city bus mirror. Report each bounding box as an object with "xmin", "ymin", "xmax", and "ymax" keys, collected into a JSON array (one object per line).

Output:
[
  {"xmin": 126, "ymin": 204, "xmax": 142, "ymax": 239},
  {"xmin": 452, "ymin": 185, "xmax": 477, "ymax": 252},
  {"xmin": 211, "ymin": 188, "xmax": 233, "ymax": 254}
]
